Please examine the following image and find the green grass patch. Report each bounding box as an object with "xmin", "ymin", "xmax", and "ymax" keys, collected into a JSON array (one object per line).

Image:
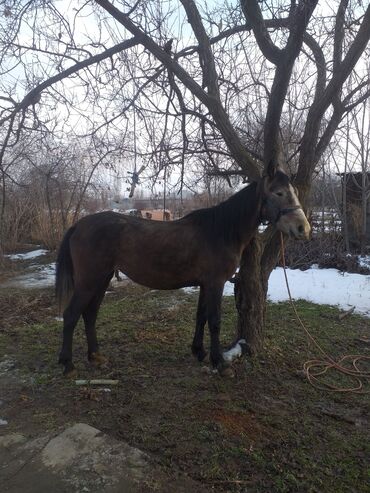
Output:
[{"xmin": 0, "ymin": 285, "xmax": 369, "ymax": 492}]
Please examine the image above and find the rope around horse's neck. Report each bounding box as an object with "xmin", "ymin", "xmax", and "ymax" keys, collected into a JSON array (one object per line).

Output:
[{"xmin": 280, "ymin": 232, "xmax": 370, "ymax": 393}]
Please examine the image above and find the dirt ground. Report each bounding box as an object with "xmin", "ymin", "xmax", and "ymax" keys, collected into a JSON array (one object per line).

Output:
[{"xmin": 0, "ymin": 275, "xmax": 370, "ymax": 492}]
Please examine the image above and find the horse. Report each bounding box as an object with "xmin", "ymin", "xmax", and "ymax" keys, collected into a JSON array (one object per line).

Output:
[{"xmin": 56, "ymin": 162, "xmax": 311, "ymax": 377}]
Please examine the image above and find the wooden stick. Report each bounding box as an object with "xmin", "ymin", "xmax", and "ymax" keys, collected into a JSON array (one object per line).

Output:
[
  {"xmin": 75, "ymin": 379, "xmax": 119, "ymax": 385},
  {"xmin": 338, "ymin": 306, "xmax": 355, "ymax": 320}
]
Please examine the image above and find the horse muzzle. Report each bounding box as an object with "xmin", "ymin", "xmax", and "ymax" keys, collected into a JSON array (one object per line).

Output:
[{"xmin": 276, "ymin": 207, "xmax": 311, "ymax": 240}]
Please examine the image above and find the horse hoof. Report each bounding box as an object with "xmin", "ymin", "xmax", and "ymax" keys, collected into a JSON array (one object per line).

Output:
[
  {"xmin": 192, "ymin": 347, "xmax": 208, "ymax": 363},
  {"xmin": 63, "ymin": 366, "xmax": 77, "ymax": 379},
  {"xmin": 201, "ymin": 353, "xmax": 210, "ymax": 364},
  {"xmin": 218, "ymin": 365, "xmax": 235, "ymax": 378},
  {"xmin": 197, "ymin": 351, "xmax": 209, "ymax": 363},
  {"xmin": 89, "ymin": 352, "xmax": 108, "ymax": 366}
]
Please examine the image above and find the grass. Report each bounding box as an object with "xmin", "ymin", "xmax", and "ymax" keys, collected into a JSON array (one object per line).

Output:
[{"xmin": 0, "ymin": 284, "xmax": 369, "ymax": 492}]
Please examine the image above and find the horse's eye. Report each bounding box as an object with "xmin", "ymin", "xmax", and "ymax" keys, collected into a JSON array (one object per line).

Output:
[{"xmin": 276, "ymin": 192, "xmax": 283, "ymax": 197}]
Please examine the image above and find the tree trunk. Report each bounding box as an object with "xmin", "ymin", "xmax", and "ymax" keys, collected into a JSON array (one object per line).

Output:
[
  {"xmin": 234, "ymin": 230, "xmax": 282, "ymax": 355},
  {"xmin": 361, "ymin": 171, "xmax": 367, "ymax": 255}
]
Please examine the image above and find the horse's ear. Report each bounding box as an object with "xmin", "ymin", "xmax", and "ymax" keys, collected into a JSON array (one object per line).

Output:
[{"xmin": 266, "ymin": 159, "xmax": 277, "ymax": 179}]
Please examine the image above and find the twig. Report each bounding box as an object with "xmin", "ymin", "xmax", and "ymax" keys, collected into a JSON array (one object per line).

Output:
[
  {"xmin": 75, "ymin": 379, "xmax": 119, "ymax": 385},
  {"xmin": 338, "ymin": 306, "xmax": 355, "ymax": 320}
]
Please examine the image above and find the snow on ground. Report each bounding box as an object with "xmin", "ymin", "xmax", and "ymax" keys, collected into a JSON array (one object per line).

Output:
[
  {"xmin": 2, "ymin": 263, "xmax": 56, "ymax": 289},
  {"xmin": 267, "ymin": 266, "xmax": 370, "ymax": 317},
  {"xmin": 185, "ymin": 265, "xmax": 370, "ymax": 318},
  {"xmin": 358, "ymin": 255, "xmax": 370, "ymax": 270},
  {"xmin": 3, "ymin": 250, "xmax": 370, "ymax": 317},
  {"xmin": 6, "ymin": 249, "xmax": 48, "ymax": 261}
]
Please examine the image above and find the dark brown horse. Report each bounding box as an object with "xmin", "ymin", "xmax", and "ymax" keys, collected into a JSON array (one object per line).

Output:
[{"xmin": 56, "ymin": 163, "xmax": 310, "ymax": 377}]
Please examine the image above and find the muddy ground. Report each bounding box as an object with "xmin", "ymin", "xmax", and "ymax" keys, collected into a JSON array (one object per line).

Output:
[{"xmin": 0, "ymin": 258, "xmax": 370, "ymax": 492}]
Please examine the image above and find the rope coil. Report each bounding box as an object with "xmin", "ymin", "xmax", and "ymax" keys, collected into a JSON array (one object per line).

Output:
[{"xmin": 280, "ymin": 233, "xmax": 370, "ymax": 393}]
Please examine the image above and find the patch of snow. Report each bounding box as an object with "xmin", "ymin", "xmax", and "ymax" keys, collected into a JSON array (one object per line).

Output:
[
  {"xmin": 6, "ymin": 249, "xmax": 48, "ymax": 261},
  {"xmin": 268, "ymin": 266, "xmax": 370, "ymax": 317},
  {"xmin": 0, "ymin": 357, "xmax": 16, "ymax": 373},
  {"xmin": 223, "ymin": 281, "xmax": 236, "ymax": 297},
  {"xmin": 3, "ymin": 250, "xmax": 370, "ymax": 319},
  {"xmin": 111, "ymin": 272, "xmax": 128, "ymax": 283},
  {"xmin": 1, "ymin": 263, "xmax": 130, "ymax": 290},
  {"xmin": 223, "ymin": 339, "xmax": 246, "ymax": 362},
  {"xmin": 358, "ymin": 256, "xmax": 370, "ymax": 270},
  {"xmin": 184, "ymin": 266, "xmax": 370, "ymax": 318},
  {"xmin": 2, "ymin": 263, "xmax": 56, "ymax": 289},
  {"xmin": 0, "ymin": 419, "xmax": 8, "ymax": 426},
  {"xmin": 182, "ymin": 286, "xmax": 199, "ymax": 295}
]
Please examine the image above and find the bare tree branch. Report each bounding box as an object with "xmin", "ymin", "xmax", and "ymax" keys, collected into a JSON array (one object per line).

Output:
[
  {"xmin": 95, "ymin": 0, "xmax": 260, "ymax": 179},
  {"xmin": 242, "ymin": 0, "xmax": 318, "ymax": 167},
  {"xmin": 241, "ymin": 0, "xmax": 283, "ymax": 64},
  {"xmin": 0, "ymin": 37, "xmax": 139, "ymax": 127},
  {"xmin": 297, "ymin": 3, "xmax": 370, "ymax": 190}
]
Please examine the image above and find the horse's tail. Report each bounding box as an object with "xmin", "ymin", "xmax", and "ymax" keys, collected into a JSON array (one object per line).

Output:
[{"xmin": 55, "ymin": 225, "xmax": 76, "ymax": 314}]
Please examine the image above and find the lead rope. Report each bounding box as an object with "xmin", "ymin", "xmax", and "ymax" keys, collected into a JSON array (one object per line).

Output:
[{"xmin": 280, "ymin": 232, "xmax": 370, "ymax": 393}]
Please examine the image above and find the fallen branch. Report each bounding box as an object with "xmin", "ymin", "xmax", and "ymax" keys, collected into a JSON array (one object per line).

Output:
[
  {"xmin": 75, "ymin": 379, "xmax": 119, "ymax": 385},
  {"xmin": 338, "ymin": 306, "xmax": 355, "ymax": 320}
]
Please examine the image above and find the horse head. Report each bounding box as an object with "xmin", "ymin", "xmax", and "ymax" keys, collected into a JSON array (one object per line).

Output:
[{"xmin": 261, "ymin": 161, "xmax": 311, "ymax": 240}]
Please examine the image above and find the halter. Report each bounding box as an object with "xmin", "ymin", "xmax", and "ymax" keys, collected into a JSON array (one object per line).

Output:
[
  {"xmin": 261, "ymin": 198, "xmax": 303, "ymax": 226},
  {"xmin": 275, "ymin": 206, "xmax": 302, "ymax": 222},
  {"xmin": 259, "ymin": 174, "xmax": 303, "ymax": 225}
]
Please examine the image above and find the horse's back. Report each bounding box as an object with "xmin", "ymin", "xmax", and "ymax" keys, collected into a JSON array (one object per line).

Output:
[
  {"xmin": 116, "ymin": 215, "xmax": 204, "ymax": 288},
  {"xmin": 68, "ymin": 212, "xmax": 205, "ymax": 289}
]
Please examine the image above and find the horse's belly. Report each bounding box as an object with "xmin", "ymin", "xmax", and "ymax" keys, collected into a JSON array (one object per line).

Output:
[
  {"xmin": 116, "ymin": 239, "xmax": 239, "ymax": 290},
  {"xmin": 118, "ymin": 256, "xmax": 198, "ymax": 290},
  {"xmin": 121, "ymin": 269, "xmax": 197, "ymax": 290}
]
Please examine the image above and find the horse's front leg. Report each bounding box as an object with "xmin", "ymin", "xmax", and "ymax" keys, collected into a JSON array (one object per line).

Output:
[
  {"xmin": 191, "ymin": 286, "xmax": 208, "ymax": 362},
  {"xmin": 205, "ymin": 284, "xmax": 234, "ymax": 377}
]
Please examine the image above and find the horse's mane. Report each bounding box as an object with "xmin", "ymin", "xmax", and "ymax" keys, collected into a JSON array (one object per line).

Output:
[{"xmin": 182, "ymin": 181, "xmax": 260, "ymax": 244}]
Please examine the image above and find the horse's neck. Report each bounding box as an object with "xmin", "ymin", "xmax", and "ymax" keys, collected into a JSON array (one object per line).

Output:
[{"xmin": 219, "ymin": 182, "xmax": 262, "ymax": 248}]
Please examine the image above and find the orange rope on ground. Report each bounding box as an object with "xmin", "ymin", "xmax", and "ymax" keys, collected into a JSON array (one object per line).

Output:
[{"xmin": 280, "ymin": 232, "xmax": 370, "ymax": 393}]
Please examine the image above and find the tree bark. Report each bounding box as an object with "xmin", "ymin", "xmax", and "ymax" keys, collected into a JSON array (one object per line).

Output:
[
  {"xmin": 234, "ymin": 231, "xmax": 281, "ymax": 353},
  {"xmin": 234, "ymin": 236, "xmax": 266, "ymax": 354},
  {"xmin": 234, "ymin": 0, "xmax": 318, "ymax": 353}
]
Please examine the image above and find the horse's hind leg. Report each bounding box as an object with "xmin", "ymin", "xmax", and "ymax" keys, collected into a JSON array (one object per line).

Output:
[
  {"xmin": 59, "ymin": 290, "xmax": 94, "ymax": 377},
  {"xmin": 191, "ymin": 287, "xmax": 208, "ymax": 362},
  {"xmin": 82, "ymin": 272, "xmax": 113, "ymax": 366}
]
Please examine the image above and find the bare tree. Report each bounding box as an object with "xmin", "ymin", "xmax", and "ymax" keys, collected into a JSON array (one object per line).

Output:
[
  {"xmin": 0, "ymin": 133, "xmax": 113, "ymax": 249},
  {"xmin": 1, "ymin": 0, "xmax": 370, "ymax": 354},
  {"xmin": 230, "ymin": 0, "xmax": 370, "ymax": 352}
]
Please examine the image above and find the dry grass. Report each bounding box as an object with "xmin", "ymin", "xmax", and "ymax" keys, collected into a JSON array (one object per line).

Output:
[{"xmin": 0, "ymin": 285, "xmax": 369, "ymax": 492}]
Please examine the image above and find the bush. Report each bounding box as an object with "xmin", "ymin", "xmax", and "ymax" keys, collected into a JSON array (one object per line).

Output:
[{"xmin": 283, "ymin": 232, "xmax": 370, "ymax": 274}]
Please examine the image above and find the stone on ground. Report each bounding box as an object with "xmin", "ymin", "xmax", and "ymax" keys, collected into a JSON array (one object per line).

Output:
[{"xmin": 0, "ymin": 423, "xmax": 205, "ymax": 493}]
